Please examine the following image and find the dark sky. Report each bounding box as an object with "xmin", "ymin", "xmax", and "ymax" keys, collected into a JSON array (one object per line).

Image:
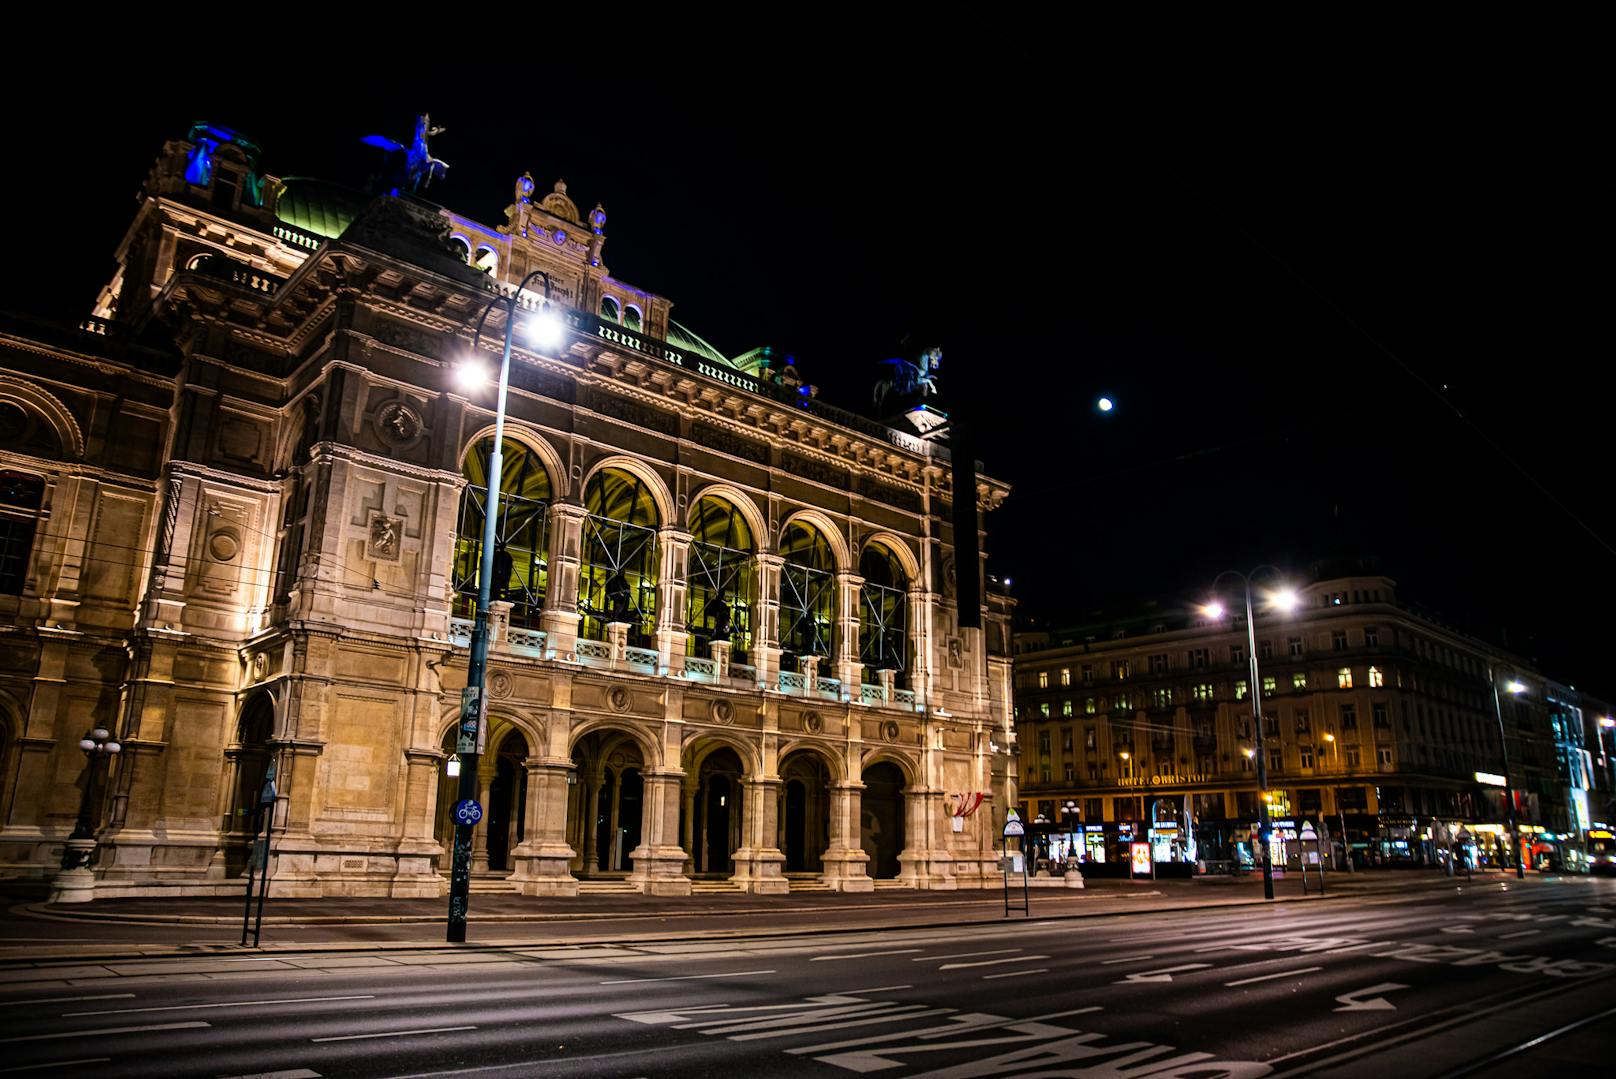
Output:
[{"xmin": 5, "ymin": 19, "xmax": 1609, "ymax": 695}]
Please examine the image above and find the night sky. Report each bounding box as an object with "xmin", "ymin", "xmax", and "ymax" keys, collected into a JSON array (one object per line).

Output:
[{"xmin": 4, "ymin": 22, "xmax": 1608, "ymax": 695}]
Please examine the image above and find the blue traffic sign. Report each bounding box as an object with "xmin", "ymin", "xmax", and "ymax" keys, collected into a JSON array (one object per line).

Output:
[{"xmin": 454, "ymin": 799, "xmax": 483, "ymax": 826}]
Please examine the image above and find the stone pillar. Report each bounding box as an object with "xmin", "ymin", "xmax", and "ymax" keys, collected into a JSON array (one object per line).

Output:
[
  {"xmin": 264, "ymin": 742, "xmax": 323, "ymax": 896},
  {"xmin": 393, "ymin": 749, "xmax": 446, "ymax": 896},
  {"xmin": 877, "ymin": 668, "xmax": 895, "ymax": 704},
  {"xmin": 540, "ymin": 502, "xmax": 588, "ymax": 655},
  {"xmin": 729, "ymin": 776, "xmax": 788, "ymax": 893},
  {"xmin": 834, "ymin": 571, "xmax": 864, "ymax": 693},
  {"xmin": 606, "ymin": 621, "xmax": 630, "ymax": 666},
  {"xmin": 753, "ymin": 552, "xmax": 784, "ymax": 690},
  {"xmin": 487, "ymin": 600, "xmax": 513, "ymax": 652},
  {"xmin": 710, "ymin": 640, "xmax": 731, "ymax": 680},
  {"xmin": 897, "ymin": 784, "xmax": 957, "ymax": 890},
  {"xmin": 655, "ymin": 527, "xmax": 692, "ymax": 676},
  {"xmin": 509, "ymin": 759, "xmax": 579, "ymax": 896},
  {"xmin": 819, "ymin": 780, "xmax": 874, "ymax": 892},
  {"xmin": 799, "ymin": 654, "xmax": 820, "ymax": 696},
  {"xmin": 470, "ymin": 762, "xmax": 495, "ymax": 873},
  {"xmin": 907, "ymin": 586, "xmax": 932, "ymax": 705},
  {"xmin": 628, "ymin": 770, "xmax": 693, "ymax": 895}
]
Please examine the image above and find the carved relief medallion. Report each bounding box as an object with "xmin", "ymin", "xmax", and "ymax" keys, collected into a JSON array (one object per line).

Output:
[
  {"xmin": 802, "ymin": 710, "xmax": 824, "ymax": 734},
  {"xmin": 945, "ymin": 636, "xmax": 965, "ymax": 670},
  {"xmin": 375, "ymin": 401, "xmax": 423, "ymax": 447},
  {"xmin": 709, "ymin": 698, "xmax": 734, "ymax": 725},
  {"xmin": 607, "ymin": 685, "xmax": 632, "ymax": 713},
  {"xmin": 367, "ymin": 511, "xmax": 403, "ymax": 562},
  {"xmin": 489, "ymin": 669, "xmax": 514, "ymax": 700},
  {"xmin": 881, "ymin": 720, "xmax": 901, "ymax": 743}
]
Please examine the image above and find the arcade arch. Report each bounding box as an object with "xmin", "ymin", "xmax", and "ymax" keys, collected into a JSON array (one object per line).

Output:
[
  {"xmin": 579, "ymin": 467, "xmax": 660, "ymax": 644},
  {"xmin": 454, "ymin": 435, "xmax": 553, "ymax": 629},
  {"xmin": 686, "ymin": 494, "xmax": 755, "ymax": 660}
]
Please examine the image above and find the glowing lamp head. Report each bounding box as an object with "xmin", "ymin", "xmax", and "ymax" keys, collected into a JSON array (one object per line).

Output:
[
  {"xmin": 1323, "ymin": 732, "xmax": 1335, "ymax": 742},
  {"xmin": 1601, "ymin": 717, "xmax": 1615, "ymax": 729},
  {"xmin": 1243, "ymin": 747, "xmax": 1255, "ymax": 758},
  {"xmin": 445, "ymin": 753, "xmax": 462, "ymax": 778},
  {"xmin": 455, "ymin": 358, "xmax": 489, "ymax": 392},
  {"xmin": 1201, "ymin": 601, "xmax": 1225, "ymax": 620},
  {"xmin": 1506, "ymin": 680, "xmax": 1527, "ymax": 695},
  {"xmin": 1269, "ymin": 588, "xmax": 1301, "ymax": 613},
  {"xmin": 522, "ymin": 305, "xmax": 564, "ymax": 350},
  {"xmin": 1119, "ymin": 750, "xmax": 1130, "ymax": 761},
  {"xmin": 1096, "ymin": 396, "xmax": 1115, "ymax": 413}
]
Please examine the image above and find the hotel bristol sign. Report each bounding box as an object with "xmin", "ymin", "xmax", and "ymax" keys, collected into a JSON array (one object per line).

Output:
[{"xmin": 1117, "ymin": 772, "xmax": 1212, "ymax": 787}]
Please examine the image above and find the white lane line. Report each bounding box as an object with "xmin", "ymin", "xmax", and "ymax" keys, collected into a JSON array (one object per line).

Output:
[
  {"xmin": 216, "ymin": 1071, "xmax": 321, "ymax": 1079},
  {"xmin": 1, "ymin": 1021, "xmax": 209, "ymax": 1044},
  {"xmin": 3, "ymin": 994, "xmax": 134, "ymax": 1007},
  {"xmin": 939, "ymin": 955, "xmax": 1049, "ymax": 971},
  {"xmin": 983, "ymin": 968, "xmax": 1049, "ymax": 980},
  {"xmin": 835, "ymin": 985, "xmax": 912, "ymax": 995},
  {"xmin": 1225, "ymin": 966, "xmax": 1324, "ymax": 987},
  {"xmin": 918, "ymin": 949, "xmax": 1021, "ymax": 962},
  {"xmin": 1100, "ymin": 953, "xmax": 1155, "ymax": 965},
  {"xmin": 0, "ymin": 1060, "xmax": 112, "ymax": 1074},
  {"xmin": 1499, "ymin": 929, "xmax": 1540, "ymax": 939},
  {"xmin": 810, "ymin": 950, "xmax": 923, "ymax": 962},
  {"xmin": 312, "ymin": 1026, "xmax": 476, "ymax": 1043},
  {"xmin": 600, "ymin": 969, "xmax": 774, "ymax": 984},
  {"xmin": 64, "ymin": 994, "xmax": 375, "ymax": 1017}
]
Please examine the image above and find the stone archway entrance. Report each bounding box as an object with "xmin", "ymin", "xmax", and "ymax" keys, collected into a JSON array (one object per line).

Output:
[
  {"xmin": 861, "ymin": 761, "xmax": 907, "ymax": 880},
  {"xmin": 689, "ymin": 746, "xmax": 745, "ymax": 876},
  {"xmin": 778, "ymin": 751, "xmax": 830, "ymax": 876},
  {"xmin": 486, "ymin": 731, "xmax": 529, "ymax": 872},
  {"xmin": 221, "ymin": 691, "xmax": 275, "ymax": 879},
  {"xmin": 568, "ymin": 730, "xmax": 645, "ymax": 877}
]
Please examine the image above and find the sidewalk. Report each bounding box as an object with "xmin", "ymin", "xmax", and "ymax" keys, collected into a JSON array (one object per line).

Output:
[{"xmin": 0, "ymin": 870, "xmax": 1497, "ymax": 964}]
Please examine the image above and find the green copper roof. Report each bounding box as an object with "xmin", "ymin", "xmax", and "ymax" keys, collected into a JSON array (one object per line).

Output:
[
  {"xmin": 274, "ymin": 177, "xmax": 369, "ymax": 240},
  {"xmin": 667, "ymin": 320, "xmax": 734, "ymax": 370}
]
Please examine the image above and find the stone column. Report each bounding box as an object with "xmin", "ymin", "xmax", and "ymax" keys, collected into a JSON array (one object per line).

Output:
[
  {"xmin": 906, "ymin": 586, "xmax": 932, "ymax": 704},
  {"xmin": 655, "ymin": 527, "xmax": 692, "ymax": 676},
  {"xmin": 628, "ymin": 770, "xmax": 693, "ymax": 895},
  {"xmin": 897, "ymin": 783, "xmax": 957, "ymax": 890},
  {"xmin": 470, "ymin": 762, "xmax": 495, "ymax": 873},
  {"xmin": 606, "ymin": 621, "xmax": 630, "ymax": 666},
  {"xmin": 540, "ymin": 502, "xmax": 588, "ymax": 655},
  {"xmin": 509, "ymin": 759, "xmax": 579, "ymax": 896},
  {"xmin": 753, "ymin": 552, "xmax": 784, "ymax": 690},
  {"xmin": 819, "ymin": 780, "xmax": 874, "ymax": 892},
  {"xmin": 264, "ymin": 742, "xmax": 323, "ymax": 896},
  {"xmin": 681, "ymin": 782, "xmax": 698, "ymax": 874},
  {"xmin": 710, "ymin": 640, "xmax": 731, "ymax": 680},
  {"xmin": 834, "ymin": 571, "xmax": 864, "ymax": 693},
  {"xmin": 487, "ymin": 600, "xmax": 513, "ymax": 652},
  {"xmin": 799, "ymin": 654, "xmax": 820, "ymax": 696},
  {"xmin": 729, "ymin": 776, "xmax": 788, "ymax": 893},
  {"xmin": 393, "ymin": 749, "xmax": 446, "ymax": 896}
]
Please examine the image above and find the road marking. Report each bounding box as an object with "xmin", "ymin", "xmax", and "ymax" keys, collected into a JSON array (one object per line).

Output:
[
  {"xmin": 601, "ymin": 969, "xmax": 774, "ymax": 984},
  {"xmin": 920, "ymin": 949, "xmax": 1021, "ymax": 962},
  {"xmin": 983, "ymin": 968, "xmax": 1049, "ymax": 980},
  {"xmin": 64, "ymin": 994, "xmax": 375, "ymax": 1017},
  {"xmin": 216, "ymin": 1072, "xmax": 321, "ymax": 1079},
  {"xmin": 835, "ymin": 985, "xmax": 911, "ymax": 995},
  {"xmin": 1333, "ymin": 982, "xmax": 1410, "ymax": 1012},
  {"xmin": 1499, "ymin": 929, "xmax": 1541, "ymax": 939},
  {"xmin": 940, "ymin": 955, "xmax": 1049, "ymax": 971},
  {"xmin": 1440, "ymin": 926, "xmax": 1477, "ymax": 934},
  {"xmin": 1100, "ymin": 953, "xmax": 1155, "ymax": 964},
  {"xmin": 785, "ymin": 1004, "xmax": 1105, "ymax": 1057},
  {"xmin": 3, "ymin": 994, "xmax": 134, "ymax": 1006},
  {"xmin": 312, "ymin": 1026, "xmax": 476, "ymax": 1042},
  {"xmin": 811, "ymin": 950, "xmax": 923, "ymax": 961},
  {"xmin": 0, "ymin": 1022, "xmax": 209, "ymax": 1044},
  {"xmin": 0, "ymin": 1061, "xmax": 112, "ymax": 1074},
  {"xmin": 1226, "ymin": 966, "xmax": 1324, "ymax": 987},
  {"xmin": 1117, "ymin": 963, "xmax": 1212, "ymax": 983}
]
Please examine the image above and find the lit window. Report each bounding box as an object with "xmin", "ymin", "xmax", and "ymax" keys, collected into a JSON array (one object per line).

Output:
[
  {"xmin": 1368, "ymin": 666, "xmax": 1384, "ymax": 687},
  {"xmin": 1292, "ymin": 672, "xmax": 1308, "ymax": 691},
  {"xmin": 1193, "ymin": 683, "xmax": 1214, "ymax": 702},
  {"xmin": 623, "ymin": 304, "xmax": 643, "ymax": 331},
  {"xmin": 1114, "ymin": 692, "xmax": 1132, "ymax": 711},
  {"xmin": 1060, "ymin": 667, "xmax": 1071, "ymax": 686},
  {"xmin": 1114, "ymin": 660, "xmax": 1131, "ymax": 680},
  {"xmin": 1235, "ymin": 680, "xmax": 1248, "ymax": 700},
  {"xmin": 599, "ymin": 296, "xmax": 621, "ymax": 322},
  {"xmin": 1038, "ymin": 671, "xmax": 1049, "ymax": 689},
  {"xmin": 1153, "ymin": 687, "xmax": 1173, "ymax": 709},
  {"xmin": 1061, "ymin": 700, "xmax": 1074, "ymax": 717},
  {"xmin": 1337, "ymin": 667, "xmax": 1353, "ymax": 689},
  {"xmin": 1039, "ymin": 702, "xmax": 1050, "ymax": 718},
  {"xmin": 1262, "ymin": 676, "xmax": 1276, "ymax": 697},
  {"xmin": 1085, "ymin": 697, "xmax": 1097, "ymax": 715}
]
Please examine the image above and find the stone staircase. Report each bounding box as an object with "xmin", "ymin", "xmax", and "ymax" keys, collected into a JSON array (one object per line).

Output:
[
  {"xmin": 577, "ymin": 879, "xmax": 640, "ymax": 895},
  {"xmin": 469, "ymin": 876, "xmax": 517, "ymax": 894},
  {"xmin": 689, "ymin": 878, "xmax": 746, "ymax": 895}
]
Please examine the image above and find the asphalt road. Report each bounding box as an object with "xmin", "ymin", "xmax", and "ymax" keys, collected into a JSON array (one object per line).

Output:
[{"xmin": 3, "ymin": 877, "xmax": 1614, "ymax": 1077}]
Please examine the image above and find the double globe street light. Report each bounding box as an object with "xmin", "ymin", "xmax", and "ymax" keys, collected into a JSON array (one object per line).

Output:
[
  {"xmin": 446, "ymin": 270, "xmax": 564, "ymax": 943},
  {"xmin": 51, "ymin": 725, "xmax": 123, "ymax": 903},
  {"xmin": 1202, "ymin": 568, "xmax": 1300, "ymax": 902}
]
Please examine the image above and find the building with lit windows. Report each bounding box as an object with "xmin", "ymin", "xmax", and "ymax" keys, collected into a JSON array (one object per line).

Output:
[
  {"xmin": 1012, "ymin": 561, "xmax": 1600, "ymax": 871},
  {"xmin": 0, "ymin": 123, "xmax": 1015, "ymax": 897}
]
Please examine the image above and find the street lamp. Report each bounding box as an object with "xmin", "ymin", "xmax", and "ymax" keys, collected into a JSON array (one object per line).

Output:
[
  {"xmin": 447, "ymin": 269, "xmax": 562, "ymax": 943},
  {"xmin": 1487, "ymin": 667, "xmax": 1527, "ymax": 880},
  {"xmin": 1322, "ymin": 732, "xmax": 1352, "ymax": 872},
  {"xmin": 1203, "ymin": 567, "xmax": 1298, "ymax": 901},
  {"xmin": 1062, "ymin": 799, "xmax": 1080, "ymax": 865},
  {"xmin": 51, "ymin": 725, "xmax": 122, "ymax": 903}
]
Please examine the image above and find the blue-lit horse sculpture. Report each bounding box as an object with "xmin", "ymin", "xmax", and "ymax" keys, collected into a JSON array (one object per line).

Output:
[
  {"xmin": 872, "ymin": 346, "xmax": 942, "ymax": 414},
  {"xmin": 362, "ymin": 114, "xmax": 450, "ymax": 194}
]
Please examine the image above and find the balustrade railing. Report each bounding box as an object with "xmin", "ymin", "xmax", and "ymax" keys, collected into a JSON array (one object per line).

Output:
[
  {"xmin": 625, "ymin": 646, "xmax": 659, "ymax": 670},
  {"xmin": 860, "ymin": 683, "xmax": 887, "ymax": 705},
  {"xmin": 685, "ymin": 656, "xmax": 718, "ymax": 682},
  {"xmin": 816, "ymin": 677, "xmax": 842, "ymax": 700},
  {"xmin": 731, "ymin": 663, "xmax": 757, "ymax": 683},
  {"xmin": 778, "ymin": 671, "xmax": 807, "ymax": 693},
  {"xmin": 506, "ymin": 628, "xmax": 546, "ymax": 655},
  {"xmin": 575, "ymin": 639, "xmax": 613, "ymax": 666}
]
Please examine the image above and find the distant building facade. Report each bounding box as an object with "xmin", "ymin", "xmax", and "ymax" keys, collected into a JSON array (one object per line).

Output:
[
  {"xmin": 1012, "ymin": 564, "xmax": 1609, "ymax": 869},
  {"xmin": 0, "ymin": 123, "xmax": 1015, "ymax": 897}
]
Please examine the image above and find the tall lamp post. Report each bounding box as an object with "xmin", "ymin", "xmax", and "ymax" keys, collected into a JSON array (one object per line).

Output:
[
  {"xmin": 1203, "ymin": 569, "xmax": 1300, "ymax": 902},
  {"xmin": 1487, "ymin": 667, "xmax": 1528, "ymax": 881},
  {"xmin": 50, "ymin": 725, "xmax": 122, "ymax": 903},
  {"xmin": 1062, "ymin": 798, "xmax": 1080, "ymax": 865},
  {"xmin": 446, "ymin": 270, "xmax": 562, "ymax": 943},
  {"xmin": 1321, "ymin": 732, "xmax": 1353, "ymax": 872}
]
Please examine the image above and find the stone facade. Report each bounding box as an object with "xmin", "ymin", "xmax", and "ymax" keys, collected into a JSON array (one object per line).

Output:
[{"xmin": 0, "ymin": 127, "xmax": 1015, "ymax": 898}]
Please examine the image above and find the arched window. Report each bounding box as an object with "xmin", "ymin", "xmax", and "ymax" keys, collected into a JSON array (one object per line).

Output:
[
  {"xmin": 779, "ymin": 522, "xmax": 834, "ymax": 663},
  {"xmin": 687, "ymin": 496, "xmax": 754, "ymax": 661},
  {"xmin": 454, "ymin": 438, "xmax": 551, "ymax": 629},
  {"xmin": 473, "ymin": 246, "xmax": 498, "ymax": 275},
  {"xmin": 599, "ymin": 296, "xmax": 621, "ymax": 323},
  {"xmin": 0, "ymin": 471, "xmax": 44, "ymax": 596},
  {"xmin": 860, "ymin": 544, "xmax": 909, "ymax": 687},
  {"xmin": 448, "ymin": 236, "xmax": 471, "ymax": 264},
  {"xmin": 623, "ymin": 304, "xmax": 643, "ymax": 332},
  {"xmin": 579, "ymin": 468, "xmax": 659, "ymax": 643}
]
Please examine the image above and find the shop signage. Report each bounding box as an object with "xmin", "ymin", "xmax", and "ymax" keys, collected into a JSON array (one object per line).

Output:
[
  {"xmin": 1117, "ymin": 773, "xmax": 1210, "ymax": 787},
  {"xmin": 1474, "ymin": 771, "xmax": 1507, "ymax": 787},
  {"xmin": 1130, "ymin": 842, "xmax": 1152, "ymax": 875}
]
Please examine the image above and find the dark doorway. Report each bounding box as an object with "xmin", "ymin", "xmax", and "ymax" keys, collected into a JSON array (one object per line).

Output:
[
  {"xmin": 694, "ymin": 746, "xmax": 745, "ymax": 875},
  {"xmin": 861, "ymin": 762, "xmax": 906, "ymax": 879}
]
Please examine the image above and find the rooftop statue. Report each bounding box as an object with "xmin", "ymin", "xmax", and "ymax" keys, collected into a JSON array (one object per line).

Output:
[
  {"xmin": 362, "ymin": 114, "xmax": 450, "ymax": 195},
  {"xmin": 872, "ymin": 345, "xmax": 942, "ymax": 415}
]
